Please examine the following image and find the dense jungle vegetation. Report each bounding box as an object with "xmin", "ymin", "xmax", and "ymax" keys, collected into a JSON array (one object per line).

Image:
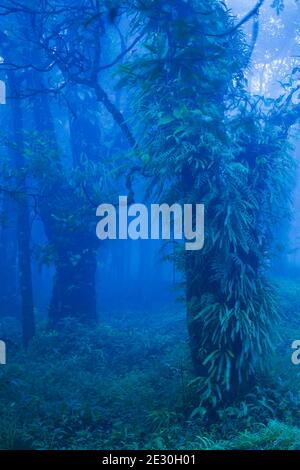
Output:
[{"xmin": 1, "ymin": 0, "xmax": 300, "ymax": 450}]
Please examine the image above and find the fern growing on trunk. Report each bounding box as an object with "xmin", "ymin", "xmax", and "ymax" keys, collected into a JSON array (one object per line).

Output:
[{"xmin": 122, "ymin": 0, "xmax": 297, "ymax": 403}]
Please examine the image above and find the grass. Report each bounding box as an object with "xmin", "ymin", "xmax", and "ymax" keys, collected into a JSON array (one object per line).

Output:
[{"xmin": 1, "ymin": 279, "xmax": 300, "ymax": 449}]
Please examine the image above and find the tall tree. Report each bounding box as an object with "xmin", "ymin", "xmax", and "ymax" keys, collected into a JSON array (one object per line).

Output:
[
  {"xmin": 7, "ymin": 71, "xmax": 35, "ymax": 345},
  {"xmin": 122, "ymin": 0, "xmax": 298, "ymax": 404}
]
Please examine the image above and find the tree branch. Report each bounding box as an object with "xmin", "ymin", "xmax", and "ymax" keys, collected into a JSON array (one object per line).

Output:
[{"xmin": 209, "ymin": 0, "xmax": 265, "ymax": 38}]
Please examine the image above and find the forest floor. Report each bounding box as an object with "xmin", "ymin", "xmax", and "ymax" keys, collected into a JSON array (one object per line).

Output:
[{"xmin": 1, "ymin": 279, "xmax": 300, "ymax": 449}]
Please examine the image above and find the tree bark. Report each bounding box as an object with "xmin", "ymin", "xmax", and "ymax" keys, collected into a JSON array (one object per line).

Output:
[{"xmin": 8, "ymin": 71, "xmax": 35, "ymax": 346}]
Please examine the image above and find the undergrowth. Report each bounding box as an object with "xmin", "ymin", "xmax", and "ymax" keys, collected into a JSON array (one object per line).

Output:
[{"xmin": 0, "ymin": 279, "xmax": 300, "ymax": 450}]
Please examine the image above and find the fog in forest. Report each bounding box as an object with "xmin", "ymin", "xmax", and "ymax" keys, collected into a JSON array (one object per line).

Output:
[{"xmin": 1, "ymin": 0, "xmax": 300, "ymax": 451}]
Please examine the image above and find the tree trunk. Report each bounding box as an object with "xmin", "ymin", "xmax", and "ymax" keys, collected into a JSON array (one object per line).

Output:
[
  {"xmin": 8, "ymin": 71, "xmax": 35, "ymax": 346},
  {"xmin": 30, "ymin": 81, "xmax": 99, "ymax": 325},
  {"xmin": 49, "ymin": 245, "xmax": 97, "ymax": 324},
  {"xmin": 0, "ymin": 197, "xmax": 19, "ymax": 318}
]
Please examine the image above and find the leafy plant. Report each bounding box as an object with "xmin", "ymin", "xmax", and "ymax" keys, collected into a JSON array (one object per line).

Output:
[{"xmin": 122, "ymin": 0, "xmax": 297, "ymax": 402}]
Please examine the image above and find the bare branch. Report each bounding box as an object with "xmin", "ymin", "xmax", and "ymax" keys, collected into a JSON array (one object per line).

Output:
[{"xmin": 209, "ymin": 0, "xmax": 265, "ymax": 38}]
